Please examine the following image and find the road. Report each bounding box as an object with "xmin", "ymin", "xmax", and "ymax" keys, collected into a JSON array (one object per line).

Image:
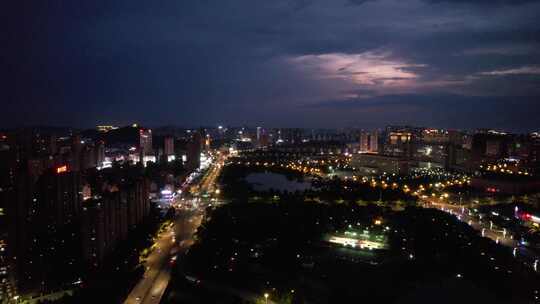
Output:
[
  {"xmin": 426, "ymin": 200, "xmax": 517, "ymax": 247},
  {"xmin": 124, "ymin": 153, "xmax": 226, "ymax": 304},
  {"xmin": 124, "ymin": 211, "xmax": 202, "ymax": 304},
  {"xmin": 423, "ymin": 199, "xmax": 539, "ymax": 272}
]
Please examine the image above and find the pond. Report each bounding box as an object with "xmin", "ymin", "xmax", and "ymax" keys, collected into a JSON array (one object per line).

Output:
[{"xmin": 246, "ymin": 172, "xmax": 312, "ymax": 192}]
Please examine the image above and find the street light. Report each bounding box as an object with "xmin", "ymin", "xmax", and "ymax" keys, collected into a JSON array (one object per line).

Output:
[{"xmin": 264, "ymin": 293, "xmax": 269, "ymax": 304}]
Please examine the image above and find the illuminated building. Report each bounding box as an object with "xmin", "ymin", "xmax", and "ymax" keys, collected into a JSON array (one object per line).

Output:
[
  {"xmin": 101, "ymin": 125, "xmax": 153, "ymax": 165},
  {"xmin": 421, "ymin": 129, "xmax": 449, "ymax": 144},
  {"xmin": 381, "ymin": 126, "xmax": 423, "ymax": 159},
  {"xmin": 259, "ymin": 133, "xmax": 269, "ymax": 148},
  {"xmin": 204, "ymin": 134, "xmax": 211, "ymax": 151},
  {"xmin": 136, "ymin": 128, "xmax": 153, "ymax": 166},
  {"xmin": 95, "ymin": 140, "xmax": 105, "ymax": 168},
  {"xmin": 328, "ymin": 236, "xmax": 386, "ymax": 250},
  {"xmin": 328, "ymin": 228, "xmax": 388, "ymax": 251},
  {"xmin": 96, "ymin": 125, "xmax": 118, "ymax": 133},
  {"xmin": 359, "ymin": 131, "xmax": 378, "ymax": 153},
  {"xmin": 139, "ymin": 128, "xmax": 153, "ymax": 156},
  {"xmin": 385, "ymin": 131, "xmax": 413, "ymax": 158}
]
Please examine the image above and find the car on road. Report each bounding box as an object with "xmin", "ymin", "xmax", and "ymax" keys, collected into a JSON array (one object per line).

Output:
[{"xmin": 185, "ymin": 275, "xmax": 201, "ymax": 284}]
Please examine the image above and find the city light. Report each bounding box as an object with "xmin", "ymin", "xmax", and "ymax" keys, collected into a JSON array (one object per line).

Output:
[
  {"xmin": 56, "ymin": 165, "xmax": 68, "ymax": 174},
  {"xmin": 4, "ymin": 0, "xmax": 540, "ymax": 299}
]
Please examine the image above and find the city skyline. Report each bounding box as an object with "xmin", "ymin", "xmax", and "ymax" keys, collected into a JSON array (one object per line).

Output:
[
  {"xmin": 2, "ymin": 119, "xmax": 540, "ymax": 303},
  {"xmin": 4, "ymin": 0, "xmax": 540, "ymax": 131},
  {"xmin": 3, "ymin": 1, "xmax": 540, "ymax": 303}
]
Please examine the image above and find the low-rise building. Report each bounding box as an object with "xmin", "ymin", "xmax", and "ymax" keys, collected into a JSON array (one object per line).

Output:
[{"xmin": 351, "ymin": 153, "xmax": 409, "ymax": 175}]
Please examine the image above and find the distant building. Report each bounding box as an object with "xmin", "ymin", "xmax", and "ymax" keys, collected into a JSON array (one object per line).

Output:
[
  {"xmin": 446, "ymin": 144, "xmax": 471, "ymax": 171},
  {"xmin": 471, "ymin": 133, "xmax": 509, "ymax": 163},
  {"xmin": 256, "ymin": 127, "xmax": 262, "ymax": 143},
  {"xmin": 386, "ymin": 131, "xmax": 413, "ymax": 158},
  {"xmin": 164, "ymin": 136, "xmax": 174, "ymax": 156},
  {"xmin": 351, "ymin": 153, "xmax": 409, "ymax": 175},
  {"xmin": 204, "ymin": 134, "xmax": 211, "ymax": 151},
  {"xmin": 256, "ymin": 127, "xmax": 270, "ymax": 148},
  {"xmin": 359, "ymin": 131, "xmax": 378, "ymax": 153},
  {"xmin": 259, "ymin": 133, "xmax": 270, "ymax": 148},
  {"xmin": 95, "ymin": 140, "xmax": 105, "ymax": 167},
  {"xmin": 101, "ymin": 125, "xmax": 153, "ymax": 165},
  {"xmin": 186, "ymin": 132, "xmax": 202, "ymax": 171},
  {"xmin": 471, "ymin": 175, "xmax": 540, "ymax": 195},
  {"xmin": 421, "ymin": 129, "xmax": 449, "ymax": 144},
  {"xmin": 139, "ymin": 129, "xmax": 153, "ymax": 156},
  {"xmin": 96, "ymin": 125, "xmax": 118, "ymax": 133}
]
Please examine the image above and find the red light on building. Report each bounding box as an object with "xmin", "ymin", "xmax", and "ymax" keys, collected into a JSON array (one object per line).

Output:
[{"xmin": 56, "ymin": 165, "xmax": 68, "ymax": 174}]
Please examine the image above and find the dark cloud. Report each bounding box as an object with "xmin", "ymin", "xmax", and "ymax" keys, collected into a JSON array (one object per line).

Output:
[
  {"xmin": 423, "ymin": 0, "xmax": 538, "ymax": 6},
  {"xmin": 347, "ymin": 0, "xmax": 377, "ymax": 5},
  {"xmin": 2, "ymin": 0, "xmax": 540, "ymax": 130},
  {"xmin": 307, "ymin": 94, "xmax": 540, "ymax": 131}
]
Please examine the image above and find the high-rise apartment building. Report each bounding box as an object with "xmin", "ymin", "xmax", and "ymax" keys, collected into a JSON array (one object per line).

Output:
[
  {"xmin": 139, "ymin": 129, "xmax": 153, "ymax": 156},
  {"xmin": 359, "ymin": 131, "xmax": 378, "ymax": 153},
  {"xmin": 164, "ymin": 137, "xmax": 174, "ymax": 156},
  {"xmin": 186, "ymin": 132, "xmax": 202, "ymax": 171}
]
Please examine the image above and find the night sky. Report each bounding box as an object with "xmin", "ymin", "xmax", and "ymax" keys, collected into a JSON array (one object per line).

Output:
[{"xmin": 4, "ymin": 0, "xmax": 540, "ymax": 131}]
